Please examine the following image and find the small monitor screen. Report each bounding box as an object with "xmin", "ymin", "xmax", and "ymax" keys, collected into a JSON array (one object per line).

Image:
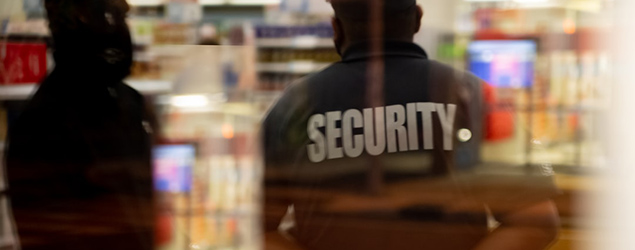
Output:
[
  {"xmin": 468, "ymin": 40, "xmax": 537, "ymax": 88},
  {"xmin": 153, "ymin": 144, "xmax": 195, "ymax": 193}
]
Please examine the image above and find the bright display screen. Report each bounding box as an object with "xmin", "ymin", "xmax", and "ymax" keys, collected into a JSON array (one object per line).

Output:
[
  {"xmin": 153, "ymin": 144, "xmax": 195, "ymax": 193},
  {"xmin": 468, "ymin": 40, "xmax": 537, "ymax": 88}
]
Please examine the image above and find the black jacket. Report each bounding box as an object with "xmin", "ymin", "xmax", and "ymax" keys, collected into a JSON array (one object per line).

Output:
[{"xmin": 5, "ymin": 64, "xmax": 155, "ymax": 250}]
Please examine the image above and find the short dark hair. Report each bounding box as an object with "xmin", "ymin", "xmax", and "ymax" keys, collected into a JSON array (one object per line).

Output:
[
  {"xmin": 44, "ymin": 0, "xmax": 129, "ymax": 34},
  {"xmin": 44, "ymin": 0, "xmax": 83, "ymax": 33},
  {"xmin": 331, "ymin": 0, "xmax": 419, "ymax": 41}
]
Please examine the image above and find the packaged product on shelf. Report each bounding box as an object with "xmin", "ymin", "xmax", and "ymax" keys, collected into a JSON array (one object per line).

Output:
[
  {"xmin": 155, "ymin": 198, "xmax": 173, "ymax": 247},
  {"xmin": 258, "ymin": 49, "xmax": 271, "ymax": 62},
  {"xmin": 153, "ymin": 22, "xmax": 197, "ymax": 45},
  {"xmin": 223, "ymin": 62, "xmax": 239, "ymax": 92},
  {"xmin": 531, "ymin": 65, "xmax": 550, "ymax": 142},
  {"xmin": 190, "ymin": 205, "xmax": 211, "ymax": 249},
  {"xmin": 128, "ymin": 19, "xmax": 155, "ymax": 46},
  {"xmin": 1, "ymin": 19, "xmax": 8, "ymax": 35},
  {"xmin": 549, "ymin": 51, "xmax": 564, "ymax": 107},
  {"xmin": 566, "ymin": 112, "xmax": 580, "ymax": 141},
  {"xmin": 580, "ymin": 51, "xmax": 599, "ymax": 104},
  {"xmin": 483, "ymin": 84, "xmax": 515, "ymax": 142},
  {"xmin": 130, "ymin": 60, "xmax": 162, "ymax": 80},
  {"xmin": 317, "ymin": 48, "xmax": 339, "ymax": 62},
  {"xmin": 562, "ymin": 51, "xmax": 579, "ymax": 107},
  {"xmin": 0, "ymin": 42, "xmax": 47, "ymax": 84},
  {"xmin": 166, "ymin": 2, "xmax": 202, "ymax": 24},
  {"xmin": 255, "ymin": 24, "xmax": 333, "ymax": 39},
  {"xmin": 208, "ymin": 153, "xmax": 238, "ymax": 212},
  {"xmin": 130, "ymin": 46, "xmax": 162, "ymax": 79}
]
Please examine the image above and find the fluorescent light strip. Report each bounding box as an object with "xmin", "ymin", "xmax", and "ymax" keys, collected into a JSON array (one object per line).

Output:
[
  {"xmin": 130, "ymin": 0, "xmax": 281, "ymax": 6},
  {"xmin": 464, "ymin": 0, "xmax": 505, "ymax": 2},
  {"xmin": 200, "ymin": 0, "xmax": 281, "ymax": 5},
  {"xmin": 199, "ymin": 0, "xmax": 226, "ymax": 5},
  {"xmin": 171, "ymin": 95, "xmax": 209, "ymax": 108},
  {"xmin": 463, "ymin": 0, "xmax": 561, "ymax": 9},
  {"xmin": 128, "ymin": 0, "xmax": 164, "ymax": 6},
  {"xmin": 464, "ymin": 0, "xmax": 551, "ymax": 2}
]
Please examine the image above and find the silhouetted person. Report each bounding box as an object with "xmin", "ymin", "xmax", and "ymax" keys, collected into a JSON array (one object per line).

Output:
[
  {"xmin": 4, "ymin": 0, "xmax": 155, "ymax": 249},
  {"xmin": 262, "ymin": 0, "xmax": 559, "ymax": 249}
]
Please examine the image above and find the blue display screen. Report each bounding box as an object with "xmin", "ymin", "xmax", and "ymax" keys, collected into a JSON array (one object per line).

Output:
[
  {"xmin": 468, "ymin": 40, "xmax": 537, "ymax": 88},
  {"xmin": 153, "ymin": 145, "xmax": 195, "ymax": 193}
]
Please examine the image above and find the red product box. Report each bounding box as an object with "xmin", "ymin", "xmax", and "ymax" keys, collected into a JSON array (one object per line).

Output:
[
  {"xmin": 0, "ymin": 42, "xmax": 47, "ymax": 84},
  {"xmin": 483, "ymin": 82, "xmax": 515, "ymax": 142}
]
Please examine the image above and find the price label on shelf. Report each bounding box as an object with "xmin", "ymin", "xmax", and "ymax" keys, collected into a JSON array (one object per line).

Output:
[
  {"xmin": 166, "ymin": 2, "xmax": 202, "ymax": 23},
  {"xmin": 292, "ymin": 36, "xmax": 320, "ymax": 48},
  {"xmin": 288, "ymin": 61, "xmax": 315, "ymax": 74}
]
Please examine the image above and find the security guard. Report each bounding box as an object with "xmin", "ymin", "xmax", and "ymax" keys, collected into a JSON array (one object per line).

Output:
[
  {"xmin": 262, "ymin": 0, "xmax": 560, "ymax": 249},
  {"xmin": 5, "ymin": 0, "xmax": 155, "ymax": 249}
]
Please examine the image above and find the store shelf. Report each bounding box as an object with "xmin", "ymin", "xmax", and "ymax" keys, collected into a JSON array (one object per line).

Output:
[
  {"xmin": 130, "ymin": 0, "xmax": 279, "ymax": 7},
  {"xmin": 252, "ymin": 90, "xmax": 283, "ymax": 99},
  {"xmin": 202, "ymin": 0, "xmax": 281, "ymax": 5},
  {"xmin": 256, "ymin": 36, "xmax": 333, "ymax": 49},
  {"xmin": 128, "ymin": 0, "xmax": 164, "ymax": 6},
  {"xmin": 257, "ymin": 62, "xmax": 330, "ymax": 74},
  {"xmin": 128, "ymin": 80, "xmax": 174, "ymax": 95},
  {"xmin": 0, "ymin": 84, "xmax": 37, "ymax": 101},
  {"xmin": 0, "ymin": 80, "xmax": 173, "ymax": 101}
]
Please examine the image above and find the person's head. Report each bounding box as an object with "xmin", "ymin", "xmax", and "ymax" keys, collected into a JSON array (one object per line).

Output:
[
  {"xmin": 330, "ymin": 0, "xmax": 423, "ymax": 54},
  {"xmin": 44, "ymin": 0, "xmax": 133, "ymax": 81}
]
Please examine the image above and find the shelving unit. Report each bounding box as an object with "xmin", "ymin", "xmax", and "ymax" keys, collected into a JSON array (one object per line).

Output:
[
  {"xmin": 254, "ymin": 24, "xmax": 337, "ymax": 91},
  {"xmin": 0, "ymin": 80, "xmax": 173, "ymax": 101},
  {"xmin": 201, "ymin": 0, "xmax": 280, "ymax": 5},
  {"xmin": 128, "ymin": 0, "xmax": 164, "ymax": 7},
  {"xmin": 256, "ymin": 36, "xmax": 333, "ymax": 49},
  {"xmin": 0, "ymin": 84, "xmax": 38, "ymax": 101},
  {"xmin": 129, "ymin": 0, "xmax": 280, "ymax": 7},
  {"xmin": 128, "ymin": 79, "xmax": 175, "ymax": 95},
  {"xmin": 256, "ymin": 61, "xmax": 330, "ymax": 74}
]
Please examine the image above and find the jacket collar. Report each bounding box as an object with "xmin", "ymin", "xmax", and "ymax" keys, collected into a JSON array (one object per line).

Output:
[{"xmin": 341, "ymin": 40, "xmax": 429, "ymax": 63}]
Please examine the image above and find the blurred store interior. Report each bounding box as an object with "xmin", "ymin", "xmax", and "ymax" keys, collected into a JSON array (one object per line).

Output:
[{"xmin": 0, "ymin": 0, "xmax": 613, "ymax": 249}]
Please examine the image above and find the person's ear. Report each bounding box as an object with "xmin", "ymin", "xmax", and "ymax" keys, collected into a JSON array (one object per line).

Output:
[
  {"xmin": 332, "ymin": 17, "xmax": 344, "ymax": 43},
  {"xmin": 414, "ymin": 5, "xmax": 423, "ymax": 33},
  {"xmin": 332, "ymin": 17, "xmax": 346, "ymax": 54}
]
